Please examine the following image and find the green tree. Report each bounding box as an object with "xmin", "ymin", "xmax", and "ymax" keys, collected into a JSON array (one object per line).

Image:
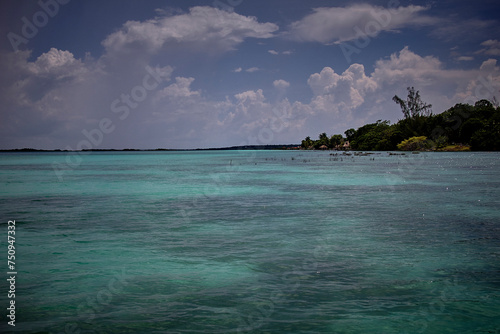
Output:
[
  {"xmin": 301, "ymin": 136, "xmax": 313, "ymax": 149},
  {"xmin": 393, "ymin": 87, "xmax": 432, "ymax": 138},
  {"xmin": 315, "ymin": 132, "xmax": 330, "ymax": 149},
  {"xmin": 330, "ymin": 134, "xmax": 344, "ymax": 148},
  {"xmin": 344, "ymin": 128, "xmax": 356, "ymax": 141},
  {"xmin": 349, "ymin": 120, "xmax": 394, "ymax": 151}
]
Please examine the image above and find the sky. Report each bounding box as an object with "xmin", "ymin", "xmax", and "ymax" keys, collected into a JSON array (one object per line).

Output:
[{"xmin": 0, "ymin": 0, "xmax": 499, "ymax": 149}]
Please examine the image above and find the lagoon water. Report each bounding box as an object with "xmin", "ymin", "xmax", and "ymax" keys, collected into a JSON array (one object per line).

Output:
[{"xmin": 1, "ymin": 150, "xmax": 499, "ymax": 333}]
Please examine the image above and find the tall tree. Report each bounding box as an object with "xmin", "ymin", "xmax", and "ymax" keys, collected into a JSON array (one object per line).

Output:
[
  {"xmin": 393, "ymin": 87, "xmax": 432, "ymax": 119},
  {"xmin": 393, "ymin": 87, "xmax": 432, "ymax": 138}
]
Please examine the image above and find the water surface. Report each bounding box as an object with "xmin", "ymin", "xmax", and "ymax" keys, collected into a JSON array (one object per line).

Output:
[{"xmin": 1, "ymin": 151, "xmax": 499, "ymax": 333}]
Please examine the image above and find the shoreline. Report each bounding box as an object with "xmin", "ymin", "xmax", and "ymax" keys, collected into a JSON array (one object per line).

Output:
[{"xmin": 0, "ymin": 145, "xmax": 301, "ymax": 153}]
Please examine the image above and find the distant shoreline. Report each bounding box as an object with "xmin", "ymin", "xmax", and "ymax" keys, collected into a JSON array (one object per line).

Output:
[
  {"xmin": 1, "ymin": 146, "xmax": 489, "ymax": 153},
  {"xmin": 0, "ymin": 145, "xmax": 301, "ymax": 152}
]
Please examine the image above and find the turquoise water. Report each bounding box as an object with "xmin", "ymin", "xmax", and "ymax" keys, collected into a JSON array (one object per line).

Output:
[{"xmin": 1, "ymin": 151, "xmax": 499, "ymax": 333}]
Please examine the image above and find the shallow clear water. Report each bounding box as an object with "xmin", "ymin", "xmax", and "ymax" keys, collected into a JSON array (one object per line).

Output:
[{"xmin": 1, "ymin": 151, "xmax": 499, "ymax": 333}]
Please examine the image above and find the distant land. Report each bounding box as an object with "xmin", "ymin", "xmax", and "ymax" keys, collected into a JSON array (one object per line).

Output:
[{"xmin": 0, "ymin": 145, "xmax": 301, "ymax": 152}]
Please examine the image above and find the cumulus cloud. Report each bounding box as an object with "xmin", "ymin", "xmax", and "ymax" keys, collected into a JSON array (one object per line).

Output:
[
  {"xmin": 0, "ymin": 48, "xmax": 96, "ymax": 148},
  {"xmin": 0, "ymin": 49, "xmax": 89, "ymax": 111},
  {"xmin": 371, "ymin": 46, "xmax": 442, "ymax": 85},
  {"xmin": 308, "ymin": 64, "xmax": 377, "ymax": 107},
  {"xmin": 29, "ymin": 48, "xmax": 87, "ymax": 78},
  {"xmin": 273, "ymin": 79, "xmax": 290, "ymax": 90},
  {"xmin": 268, "ymin": 49, "xmax": 279, "ymax": 55},
  {"xmin": 286, "ymin": 4, "xmax": 437, "ymax": 44},
  {"xmin": 304, "ymin": 47, "xmax": 500, "ymax": 133},
  {"xmin": 479, "ymin": 59, "xmax": 498, "ymax": 72},
  {"xmin": 159, "ymin": 77, "xmax": 200, "ymax": 99},
  {"xmin": 0, "ymin": 7, "xmax": 284, "ymax": 149},
  {"xmin": 214, "ymin": 90, "xmax": 306, "ymax": 144},
  {"xmin": 235, "ymin": 89, "xmax": 265, "ymax": 105}
]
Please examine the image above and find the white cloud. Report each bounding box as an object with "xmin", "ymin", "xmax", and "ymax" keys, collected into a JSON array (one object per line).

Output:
[
  {"xmin": 481, "ymin": 39, "xmax": 500, "ymax": 48},
  {"xmin": 234, "ymin": 89, "xmax": 265, "ymax": 105},
  {"xmin": 268, "ymin": 49, "xmax": 293, "ymax": 55},
  {"xmin": 304, "ymin": 47, "xmax": 500, "ymax": 134},
  {"xmin": 0, "ymin": 7, "xmax": 283, "ymax": 149},
  {"xmin": 102, "ymin": 6, "xmax": 279, "ymax": 57},
  {"xmin": 273, "ymin": 79, "xmax": 290, "ymax": 90},
  {"xmin": 159, "ymin": 77, "xmax": 200, "ymax": 99},
  {"xmin": 476, "ymin": 39, "xmax": 500, "ymax": 56},
  {"xmin": 371, "ymin": 46, "xmax": 442, "ymax": 86},
  {"xmin": 307, "ymin": 63, "xmax": 377, "ymax": 121},
  {"xmin": 479, "ymin": 59, "xmax": 498, "ymax": 72},
  {"xmin": 2, "ymin": 35, "xmax": 500, "ymax": 150},
  {"xmin": 30, "ymin": 48, "xmax": 87, "ymax": 78},
  {"xmin": 233, "ymin": 67, "xmax": 260, "ymax": 73},
  {"xmin": 245, "ymin": 67, "xmax": 260, "ymax": 73},
  {"xmin": 215, "ymin": 90, "xmax": 306, "ymax": 144},
  {"xmin": 0, "ymin": 49, "xmax": 89, "ymax": 109},
  {"xmin": 0, "ymin": 49, "xmax": 99, "ymax": 148},
  {"xmin": 286, "ymin": 5, "xmax": 437, "ymax": 44}
]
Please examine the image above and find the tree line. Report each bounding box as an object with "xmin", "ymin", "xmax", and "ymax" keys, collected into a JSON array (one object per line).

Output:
[{"xmin": 301, "ymin": 87, "xmax": 500, "ymax": 151}]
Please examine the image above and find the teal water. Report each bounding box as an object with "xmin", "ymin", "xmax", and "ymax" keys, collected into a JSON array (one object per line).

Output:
[{"xmin": 1, "ymin": 151, "xmax": 499, "ymax": 333}]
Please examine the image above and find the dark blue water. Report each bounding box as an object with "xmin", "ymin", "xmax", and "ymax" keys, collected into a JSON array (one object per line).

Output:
[{"xmin": 1, "ymin": 151, "xmax": 499, "ymax": 333}]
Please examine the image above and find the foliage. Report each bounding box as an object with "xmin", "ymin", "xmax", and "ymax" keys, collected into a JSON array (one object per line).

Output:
[
  {"xmin": 300, "ymin": 133, "xmax": 345, "ymax": 150},
  {"xmin": 301, "ymin": 136, "xmax": 313, "ymax": 149},
  {"xmin": 396, "ymin": 136, "xmax": 430, "ymax": 151},
  {"xmin": 347, "ymin": 120, "xmax": 400, "ymax": 151},
  {"xmin": 300, "ymin": 88, "xmax": 500, "ymax": 151},
  {"xmin": 330, "ymin": 134, "xmax": 343, "ymax": 148}
]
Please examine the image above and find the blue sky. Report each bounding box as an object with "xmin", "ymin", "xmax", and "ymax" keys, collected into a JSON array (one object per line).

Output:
[{"xmin": 1, "ymin": 0, "xmax": 499, "ymax": 149}]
